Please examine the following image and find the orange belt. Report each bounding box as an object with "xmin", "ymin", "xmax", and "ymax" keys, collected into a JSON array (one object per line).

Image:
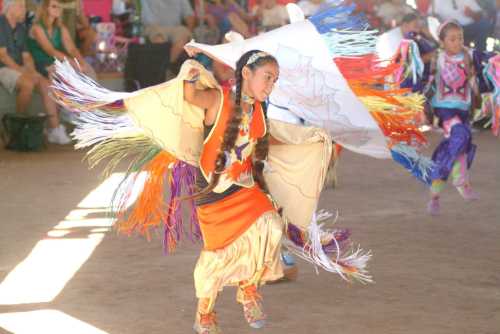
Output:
[{"xmin": 196, "ymin": 185, "xmax": 275, "ymax": 251}]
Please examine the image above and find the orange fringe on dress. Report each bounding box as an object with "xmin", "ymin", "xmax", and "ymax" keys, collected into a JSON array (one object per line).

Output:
[{"xmin": 116, "ymin": 151, "xmax": 176, "ymax": 245}]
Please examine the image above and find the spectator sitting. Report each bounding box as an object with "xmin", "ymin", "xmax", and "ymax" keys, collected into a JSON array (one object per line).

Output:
[
  {"xmin": 27, "ymin": 0, "xmax": 94, "ymax": 79},
  {"xmin": 141, "ymin": 0, "xmax": 195, "ymax": 72},
  {"xmin": 433, "ymin": 0, "xmax": 493, "ymax": 51},
  {"xmin": 252, "ymin": 0, "xmax": 289, "ymax": 32},
  {"xmin": 59, "ymin": 0, "xmax": 97, "ymax": 56},
  {"xmin": 376, "ymin": 0, "xmax": 416, "ymax": 30},
  {"xmin": 0, "ymin": 0, "xmax": 71, "ymax": 144},
  {"xmin": 205, "ymin": 0, "xmax": 255, "ymax": 38}
]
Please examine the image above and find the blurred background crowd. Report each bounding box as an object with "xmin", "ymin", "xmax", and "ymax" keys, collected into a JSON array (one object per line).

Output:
[{"xmin": 0, "ymin": 0, "xmax": 498, "ymax": 146}]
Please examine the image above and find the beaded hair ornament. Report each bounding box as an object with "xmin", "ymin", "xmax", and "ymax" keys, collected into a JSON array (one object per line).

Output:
[{"xmin": 246, "ymin": 51, "xmax": 272, "ymax": 66}]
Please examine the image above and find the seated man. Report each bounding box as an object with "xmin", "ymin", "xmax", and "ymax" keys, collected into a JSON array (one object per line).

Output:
[
  {"xmin": 433, "ymin": 0, "xmax": 493, "ymax": 51},
  {"xmin": 141, "ymin": 0, "xmax": 195, "ymax": 73},
  {"xmin": 0, "ymin": 0, "xmax": 71, "ymax": 144}
]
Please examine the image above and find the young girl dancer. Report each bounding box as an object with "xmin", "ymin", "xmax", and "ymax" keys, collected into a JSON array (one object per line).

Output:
[
  {"xmin": 427, "ymin": 20, "xmax": 480, "ymax": 215},
  {"xmin": 184, "ymin": 49, "xmax": 283, "ymax": 333}
]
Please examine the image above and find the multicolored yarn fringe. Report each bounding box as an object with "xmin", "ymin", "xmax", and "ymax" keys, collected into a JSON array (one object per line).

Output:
[
  {"xmin": 284, "ymin": 210, "xmax": 373, "ymax": 284},
  {"xmin": 50, "ymin": 59, "xmax": 202, "ymax": 253},
  {"xmin": 309, "ymin": 5, "xmax": 430, "ymax": 183},
  {"xmin": 113, "ymin": 151, "xmax": 175, "ymax": 238},
  {"xmin": 110, "ymin": 154, "xmax": 201, "ymax": 253},
  {"xmin": 309, "ymin": 3, "xmax": 368, "ymax": 34},
  {"xmin": 392, "ymin": 39, "xmax": 424, "ymax": 88}
]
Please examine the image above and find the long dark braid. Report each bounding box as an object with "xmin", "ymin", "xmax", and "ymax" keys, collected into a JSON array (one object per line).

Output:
[
  {"xmin": 194, "ymin": 50, "xmax": 277, "ymax": 197},
  {"xmin": 192, "ymin": 65, "xmax": 243, "ymax": 198},
  {"xmin": 253, "ymin": 102, "xmax": 270, "ymax": 194}
]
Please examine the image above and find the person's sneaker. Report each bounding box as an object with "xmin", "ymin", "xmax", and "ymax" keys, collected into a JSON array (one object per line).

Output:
[
  {"xmin": 457, "ymin": 185, "xmax": 480, "ymax": 201},
  {"xmin": 236, "ymin": 284, "xmax": 266, "ymax": 329},
  {"xmin": 193, "ymin": 312, "xmax": 221, "ymax": 334},
  {"xmin": 427, "ymin": 197, "xmax": 440, "ymax": 216},
  {"xmin": 47, "ymin": 124, "xmax": 72, "ymax": 145}
]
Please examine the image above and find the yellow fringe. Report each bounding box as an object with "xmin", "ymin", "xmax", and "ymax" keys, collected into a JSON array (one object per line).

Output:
[{"xmin": 86, "ymin": 135, "xmax": 157, "ymax": 177}]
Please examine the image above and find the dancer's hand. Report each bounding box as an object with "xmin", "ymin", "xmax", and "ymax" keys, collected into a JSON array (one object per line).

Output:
[
  {"xmin": 186, "ymin": 68, "xmax": 200, "ymax": 83},
  {"xmin": 184, "ymin": 45, "xmax": 203, "ymax": 57}
]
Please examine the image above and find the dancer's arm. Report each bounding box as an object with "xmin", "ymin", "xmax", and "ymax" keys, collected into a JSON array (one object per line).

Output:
[
  {"xmin": 183, "ymin": 68, "xmax": 222, "ymax": 126},
  {"xmin": 185, "ymin": 45, "xmax": 223, "ymax": 67}
]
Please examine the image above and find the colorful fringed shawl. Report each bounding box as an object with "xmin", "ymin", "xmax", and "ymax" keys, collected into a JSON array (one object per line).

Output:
[{"xmin": 186, "ymin": 2, "xmax": 435, "ymax": 185}]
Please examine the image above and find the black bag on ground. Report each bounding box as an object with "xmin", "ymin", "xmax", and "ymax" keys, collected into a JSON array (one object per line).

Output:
[{"xmin": 1, "ymin": 113, "xmax": 46, "ymax": 151}]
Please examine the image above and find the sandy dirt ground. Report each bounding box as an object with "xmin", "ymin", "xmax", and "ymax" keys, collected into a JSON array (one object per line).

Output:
[{"xmin": 0, "ymin": 131, "xmax": 499, "ymax": 334}]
